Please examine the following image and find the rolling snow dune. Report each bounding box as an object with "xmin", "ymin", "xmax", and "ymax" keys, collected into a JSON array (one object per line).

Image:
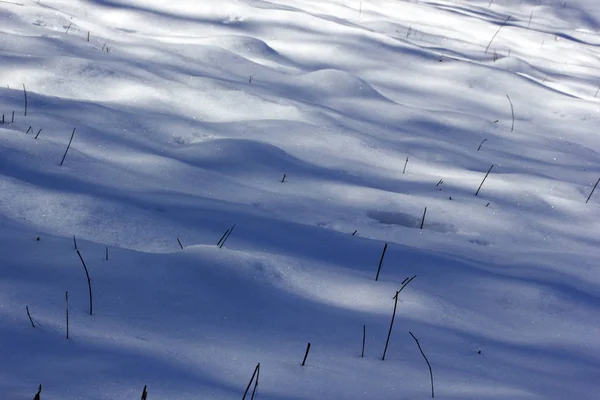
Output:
[{"xmin": 0, "ymin": 0, "xmax": 600, "ymax": 399}]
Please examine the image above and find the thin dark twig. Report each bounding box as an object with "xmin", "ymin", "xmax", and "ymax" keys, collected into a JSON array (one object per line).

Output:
[
  {"xmin": 76, "ymin": 250, "xmax": 93, "ymax": 315},
  {"xmin": 506, "ymin": 94, "xmax": 515, "ymax": 132},
  {"xmin": 219, "ymin": 224, "xmax": 236, "ymax": 248},
  {"xmin": 242, "ymin": 363, "xmax": 260, "ymax": 400},
  {"xmin": 382, "ymin": 290, "xmax": 400, "ymax": 361},
  {"xmin": 217, "ymin": 228, "xmax": 230, "ymax": 246},
  {"xmin": 250, "ymin": 363, "xmax": 260, "ymax": 400},
  {"xmin": 477, "ymin": 138, "xmax": 488, "ymax": 151},
  {"xmin": 586, "ymin": 177, "xmax": 600, "ymax": 203},
  {"xmin": 33, "ymin": 384, "xmax": 42, "ymax": 400},
  {"xmin": 66, "ymin": 291, "xmax": 69, "ymax": 339},
  {"xmin": 398, "ymin": 275, "xmax": 416, "ymax": 295},
  {"xmin": 485, "ymin": 16, "xmax": 511, "ymax": 53},
  {"xmin": 26, "ymin": 306, "xmax": 35, "ymax": 327},
  {"xmin": 177, "ymin": 238, "xmax": 183, "ymax": 249},
  {"xmin": 420, "ymin": 207, "xmax": 427, "ymax": 230},
  {"xmin": 302, "ymin": 342, "xmax": 311, "ymax": 366},
  {"xmin": 22, "ymin": 84, "xmax": 27, "ymax": 116},
  {"xmin": 59, "ymin": 128, "xmax": 76, "ymax": 166},
  {"xmin": 375, "ymin": 243, "xmax": 388, "ymax": 281},
  {"xmin": 381, "ymin": 276, "xmax": 416, "ymax": 360},
  {"xmin": 409, "ymin": 331, "xmax": 435, "ymax": 398},
  {"xmin": 34, "ymin": 129, "xmax": 42, "ymax": 139},
  {"xmin": 475, "ymin": 164, "xmax": 494, "ymax": 196},
  {"xmin": 403, "ymin": 157, "xmax": 409, "ymax": 174},
  {"xmin": 361, "ymin": 325, "xmax": 366, "ymax": 357}
]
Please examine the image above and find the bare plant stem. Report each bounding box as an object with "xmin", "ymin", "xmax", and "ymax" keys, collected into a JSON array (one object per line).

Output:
[
  {"xmin": 361, "ymin": 324, "xmax": 366, "ymax": 357},
  {"xmin": 485, "ymin": 16, "xmax": 511, "ymax": 53},
  {"xmin": 506, "ymin": 94, "xmax": 515, "ymax": 132},
  {"xmin": 420, "ymin": 207, "xmax": 427, "ymax": 230},
  {"xmin": 66, "ymin": 291, "xmax": 69, "ymax": 339},
  {"xmin": 302, "ymin": 342, "xmax": 311, "ymax": 366},
  {"xmin": 34, "ymin": 129, "xmax": 42, "ymax": 139},
  {"xmin": 177, "ymin": 238, "xmax": 183, "ymax": 249},
  {"xmin": 477, "ymin": 138, "xmax": 488, "ymax": 151},
  {"xmin": 34, "ymin": 384, "xmax": 42, "ymax": 400},
  {"xmin": 242, "ymin": 363, "xmax": 260, "ymax": 400},
  {"xmin": 475, "ymin": 164, "xmax": 494, "ymax": 196},
  {"xmin": 76, "ymin": 250, "xmax": 93, "ymax": 315},
  {"xmin": 382, "ymin": 290, "xmax": 400, "ymax": 361},
  {"xmin": 217, "ymin": 228, "xmax": 230, "ymax": 246},
  {"xmin": 403, "ymin": 157, "xmax": 409, "ymax": 174},
  {"xmin": 59, "ymin": 128, "xmax": 76, "ymax": 166},
  {"xmin": 250, "ymin": 363, "xmax": 260, "ymax": 400},
  {"xmin": 381, "ymin": 275, "xmax": 416, "ymax": 361},
  {"xmin": 141, "ymin": 385, "xmax": 148, "ymax": 400},
  {"xmin": 26, "ymin": 306, "xmax": 35, "ymax": 327},
  {"xmin": 528, "ymin": 11, "xmax": 533, "ymax": 29},
  {"xmin": 586, "ymin": 177, "xmax": 600, "ymax": 203},
  {"xmin": 409, "ymin": 331, "xmax": 435, "ymax": 398},
  {"xmin": 105, "ymin": 245, "xmax": 109, "ymax": 261},
  {"xmin": 375, "ymin": 243, "xmax": 388, "ymax": 281},
  {"xmin": 22, "ymin": 84, "xmax": 27, "ymax": 116},
  {"xmin": 219, "ymin": 224, "xmax": 236, "ymax": 248}
]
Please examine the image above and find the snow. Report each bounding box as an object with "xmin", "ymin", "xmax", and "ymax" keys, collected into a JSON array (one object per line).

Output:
[{"xmin": 0, "ymin": 0, "xmax": 599, "ymax": 398}]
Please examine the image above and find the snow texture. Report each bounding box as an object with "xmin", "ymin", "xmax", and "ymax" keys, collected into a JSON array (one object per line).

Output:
[{"xmin": 0, "ymin": 0, "xmax": 599, "ymax": 399}]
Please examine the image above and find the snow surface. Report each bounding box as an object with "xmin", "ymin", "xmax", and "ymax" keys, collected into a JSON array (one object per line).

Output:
[{"xmin": 1, "ymin": 0, "xmax": 599, "ymax": 398}]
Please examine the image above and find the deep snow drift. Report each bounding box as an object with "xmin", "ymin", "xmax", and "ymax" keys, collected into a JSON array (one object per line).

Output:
[{"xmin": 0, "ymin": 0, "xmax": 599, "ymax": 399}]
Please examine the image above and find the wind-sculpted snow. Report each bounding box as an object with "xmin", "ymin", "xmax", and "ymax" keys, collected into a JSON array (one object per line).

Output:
[{"xmin": 0, "ymin": 0, "xmax": 599, "ymax": 399}]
